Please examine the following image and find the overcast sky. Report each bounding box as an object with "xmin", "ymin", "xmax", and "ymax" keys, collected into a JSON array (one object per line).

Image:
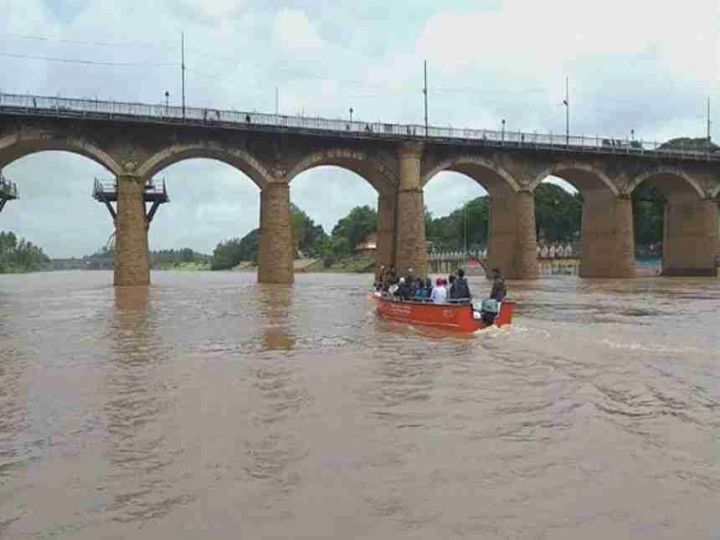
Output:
[{"xmin": 1, "ymin": 0, "xmax": 718, "ymax": 256}]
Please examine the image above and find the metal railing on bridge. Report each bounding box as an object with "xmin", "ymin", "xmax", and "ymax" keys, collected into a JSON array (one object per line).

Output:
[
  {"xmin": 2, "ymin": 92, "xmax": 719, "ymax": 161},
  {"xmin": 0, "ymin": 173, "xmax": 18, "ymax": 200}
]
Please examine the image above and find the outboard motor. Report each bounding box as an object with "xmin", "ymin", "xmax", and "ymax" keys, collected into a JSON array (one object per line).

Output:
[{"xmin": 478, "ymin": 298, "xmax": 500, "ymax": 326}]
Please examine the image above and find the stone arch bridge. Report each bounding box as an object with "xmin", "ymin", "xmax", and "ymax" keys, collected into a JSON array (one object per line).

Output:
[{"xmin": 1, "ymin": 93, "xmax": 718, "ymax": 285}]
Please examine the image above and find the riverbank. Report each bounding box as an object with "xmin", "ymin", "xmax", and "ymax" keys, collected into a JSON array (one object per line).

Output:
[
  {"xmin": 230, "ymin": 254, "xmax": 376, "ymax": 274},
  {"xmin": 153, "ymin": 261, "xmax": 211, "ymax": 271}
]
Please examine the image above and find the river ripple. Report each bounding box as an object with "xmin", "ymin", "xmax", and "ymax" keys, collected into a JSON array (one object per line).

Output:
[{"xmin": 0, "ymin": 271, "xmax": 719, "ymax": 539}]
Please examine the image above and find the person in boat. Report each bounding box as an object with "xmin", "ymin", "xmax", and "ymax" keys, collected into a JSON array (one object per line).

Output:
[
  {"xmin": 387, "ymin": 265, "xmax": 398, "ymax": 285},
  {"xmin": 489, "ymin": 268, "xmax": 507, "ymax": 301},
  {"xmin": 451, "ymin": 268, "xmax": 471, "ymax": 301},
  {"xmin": 430, "ymin": 277, "xmax": 448, "ymax": 304},
  {"xmin": 394, "ymin": 276, "xmax": 413, "ymax": 300},
  {"xmin": 447, "ymin": 274, "xmax": 456, "ymax": 297},
  {"xmin": 375, "ymin": 265, "xmax": 386, "ymax": 291},
  {"xmin": 413, "ymin": 277, "xmax": 426, "ymax": 300},
  {"xmin": 381, "ymin": 265, "xmax": 398, "ymax": 292},
  {"xmin": 420, "ymin": 277, "xmax": 433, "ymax": 299}
]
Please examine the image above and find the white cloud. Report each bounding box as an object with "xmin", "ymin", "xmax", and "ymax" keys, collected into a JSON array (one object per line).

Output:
[{"xmin": 273, "ymin": 8, "xmax": 323, "ymax": 53}]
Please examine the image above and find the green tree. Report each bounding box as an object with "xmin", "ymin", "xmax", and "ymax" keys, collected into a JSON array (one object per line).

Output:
[
  {"xmin": 291, "ymin": 204, "xmax": 328, "ymax": 257},
  {"xmin": 331, "ymin": 205, "xmax": 377, "ymax": 255},
  {"xmin": 210, "ymin": 229, "xmax": 261, "ymax": 270},
  {"xmin": 632, "ymin": 184, "xmax": 664, "ymax": 255},
  {"xmin": 0, "ymin": 231, "xmax": 50, "ymax": 273},
  {"xmin": 534, "ymin": 183, "xmax": 582, "ymax": 243},
  {"xmin": 426, "ymin": 197, "xmax": 489, "ymax": 251}
]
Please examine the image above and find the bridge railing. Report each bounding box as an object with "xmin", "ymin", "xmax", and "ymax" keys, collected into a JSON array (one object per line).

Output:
[{"xmin": 1, "ymin": 92, "xmax": 718, "ymax": 160}]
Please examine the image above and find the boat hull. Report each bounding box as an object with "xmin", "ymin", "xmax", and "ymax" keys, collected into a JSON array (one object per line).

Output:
[{"xmin": 373, "ymin": 295, "xmax": 514, "ymax": 332}]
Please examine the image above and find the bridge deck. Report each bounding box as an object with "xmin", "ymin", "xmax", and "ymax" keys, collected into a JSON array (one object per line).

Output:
[{"xmin": 2, "ymin": 92, "xmax": 719, "ymax": 163}]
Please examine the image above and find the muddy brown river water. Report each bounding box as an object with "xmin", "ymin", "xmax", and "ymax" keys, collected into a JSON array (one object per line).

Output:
[{"xmin": 1, "ymin": 271, "xmax": 719, "ymax": 539}]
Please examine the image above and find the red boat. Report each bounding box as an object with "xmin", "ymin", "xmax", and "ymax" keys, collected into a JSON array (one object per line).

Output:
[{"xmin": 373, "ymin": 294, "xmax": 514, "ymax": 333}]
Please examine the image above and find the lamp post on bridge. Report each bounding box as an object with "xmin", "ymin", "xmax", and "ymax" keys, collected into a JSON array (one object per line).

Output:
[
  {"xmin": 349, "ymin": 107, "xmax": 353, "ymax": 123},
  {"xmin": 501, "ymin": 119, "xmax": 506, "ymax": 143},
  {"xmin": 164, "ymin": 91, "xmax": 169, "ymax": 115}
]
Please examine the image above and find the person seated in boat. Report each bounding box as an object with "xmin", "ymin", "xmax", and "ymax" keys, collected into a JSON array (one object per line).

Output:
[
  {"xmin": 430, "ymin": 277, "xmax": 448, "ymax": 304},
  {"xmin": 420, "ymin": 277, "xmax": 433, "ymax": 299},
  {"xmin": 412, "ymin": 277, "xmax": 427, "ymax": 299},
  {"xmin": 387, "ymin": 265, "xmax": 398, "ymax": 285},
  {"xmin": 381, "ymin": 265, "xmax": 398, "ymax": 292},
  {"xmin": 394, "ymin": 277, "xmax": 413, "ymax": 300},
  {"xmin": 447, "ymin": 274, "xmax": 456, "ymax": 297},
  {"xmin": 489, "ymin": 268, "xmax": 507, "ymax": 301},
  {"xmin": 451, "ymin": 268, "xmax": 471, "ymax": 301}
]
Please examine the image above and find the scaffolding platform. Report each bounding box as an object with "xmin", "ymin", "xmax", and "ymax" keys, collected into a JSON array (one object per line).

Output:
[
  {"xmin": 0, "ymin": 173, "xmax": 18, "ymax": 213},
  {"xmin": 93, "ymin": 178, "xmax": 169, "ymax": 223}
]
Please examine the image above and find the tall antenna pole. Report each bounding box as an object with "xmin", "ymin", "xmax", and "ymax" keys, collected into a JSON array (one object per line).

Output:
[
  {"xmin": 564, "ymin": 76, "xmax": 569, "ymax": 145},
  {"xmin": 707, "ymin": 97, "xmax": 711, "ymax": 141},
  {"xmin": 181, "ymin": 32, "xmax": 186, "ymax": 119},
  {"xmin": 423, "ymin": 60, "xmax": 428, "ymax": 137}
]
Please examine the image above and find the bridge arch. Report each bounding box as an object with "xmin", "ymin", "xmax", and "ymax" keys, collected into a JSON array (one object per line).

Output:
[
  {"xmin": 530, "ymin": 161, "xmax": 636, "ymax": 278},
  {"xmin": 421, "ymin": 156, "xmax": 532, "ymax": 278},
  {"xmin": 0, "ymin": 131, "xmax": 122, "ymax": 175},
  {"xmin": 627, "ymin": 167, "xmax": 706, "ymax": 199},
  {"xmin": 284, "ymin": 147, "xmax": 398, "ymax": 195},
  {"xmin": 136, "ymin": 142, "xmax": 273, "ymax": 189},
  {"xmin": 285, "ymin": 148, "xmax": 398, "ymax": 274},
  {"xmin": 530, "ymin": 161, "xmax": 618, "ymax": 196},
  {"xmin": 628, "ymin": 166, "xmax": 717, "ymax": 276},
  {"xmin": 421, "ymin": 155, "xmax": 520, "ymax": 194}
]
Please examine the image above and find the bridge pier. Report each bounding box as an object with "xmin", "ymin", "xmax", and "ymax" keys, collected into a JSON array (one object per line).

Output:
[
  {"xmin": 114, "ymin": 175, "xmax": 150, "ymax": 286},
  {"xmin": 487, "ymin": 190, "xmax": 539, "ymax": 279},
  {"xmin": 580, "ymin": 192, "xmax": 635, "ymax": 278},
  {"xmin": 376, "ymin": 192, "xmax": 396, "ymax": 275},
  {"xmin": 258, "ymin": 182, "xmax": 294, "ymax": 284},
  {"xmin": 662, "ymin": 196, "xmax": 718, "ymax": 276},
  {"xmin": 395, "ymin": 144, "xmax": 428, "ymax": 276}
]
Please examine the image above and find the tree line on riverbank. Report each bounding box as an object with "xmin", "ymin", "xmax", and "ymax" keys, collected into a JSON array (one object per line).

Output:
[
  {"xmin": 211, "ymin": 204, "xmax": 377, "ymax": 270},
  {"xmin": 211, "ymin": 183, "xmax": 664, "ymax": 270},
  {"xmin": 209, "ymin": 182, "xmax": 672, "ymax": 269},
  {"xmin": 79, "ymin": 246, "xmax": 211, "ymax": 270},
  {"xmin": 0, "ymin": 231, "xmax": 50, "ymax": 273}
]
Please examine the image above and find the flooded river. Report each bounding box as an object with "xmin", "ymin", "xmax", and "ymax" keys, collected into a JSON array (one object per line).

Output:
[{"xmin": 1, "ymin": 271, "xmax": 719, "ymax": 539}]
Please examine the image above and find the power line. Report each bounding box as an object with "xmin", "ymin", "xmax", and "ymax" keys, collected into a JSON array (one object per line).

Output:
[
  {"xmin": 0, "ymin": 31, "xmax": 173, "ymax": 51},
  {"xmin": 0, "ymin": 51, "xmax": 176, "ymax": 67},
  {"xmin": 1, "ymin": 29, "xmax": 555, "ymax": 99}
]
